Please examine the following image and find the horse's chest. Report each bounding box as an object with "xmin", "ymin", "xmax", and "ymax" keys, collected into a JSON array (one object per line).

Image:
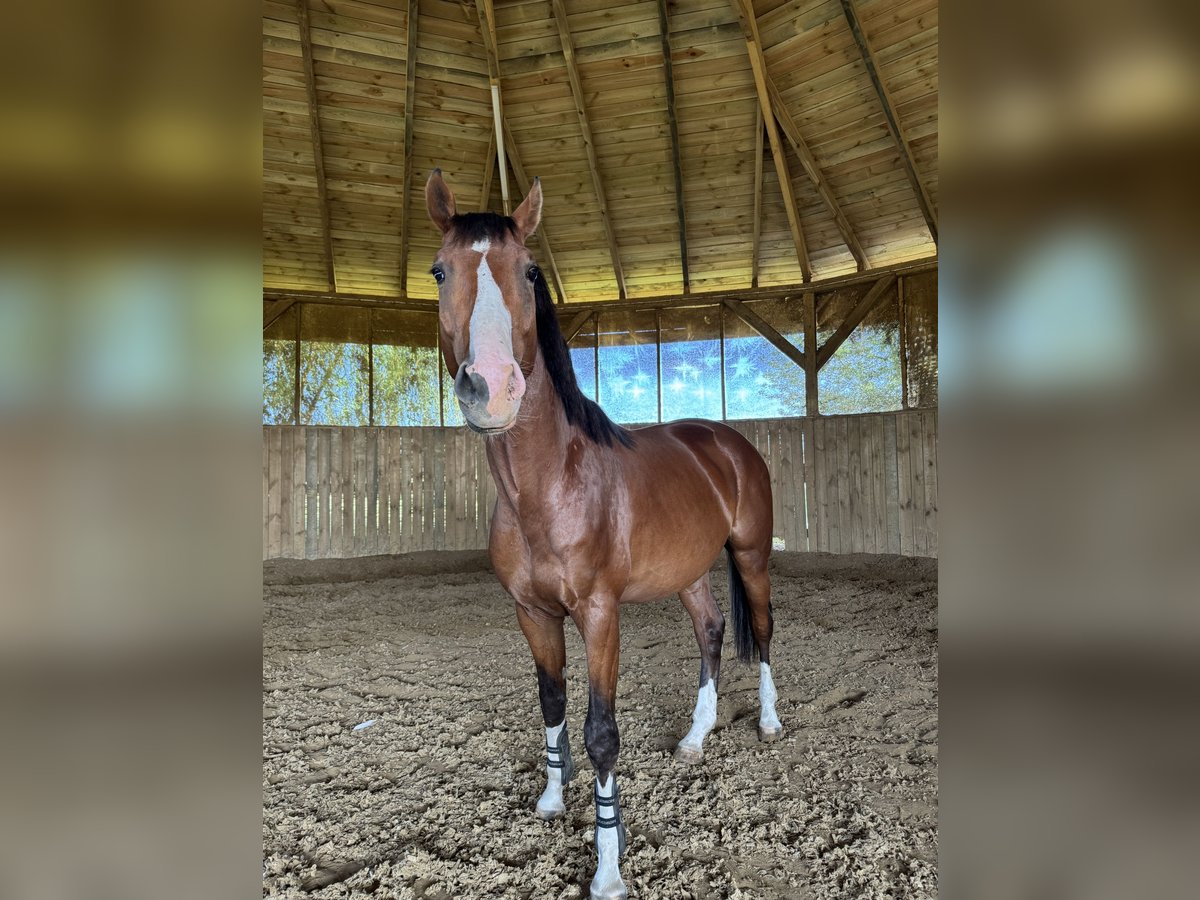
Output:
[{"xmin": 492, "ymin": 507, "xmax": 621, "ymax": 607}]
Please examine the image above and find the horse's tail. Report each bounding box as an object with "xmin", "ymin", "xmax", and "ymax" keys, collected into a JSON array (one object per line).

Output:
[{"xmin": 725, "ymin": 541, "xmax": 757, "ymax": 664}]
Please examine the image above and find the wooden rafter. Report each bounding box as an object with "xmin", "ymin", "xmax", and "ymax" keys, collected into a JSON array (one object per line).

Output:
[
  {"xmin": 730, "ymin": 0, "xmax": 810, "ymax": 281},
  {"xmin": 502, "ymin": 125, "xmax": 568, "ymax": 304},
  {"xmin": 816, "ymin": 273, "xmax": 897, "ymax": 369},
  {"xmin": 561, "ymin": 309, "xmax": 595, "ymax": 344},
  {"xmin": 723, "ymin": 299, "xmax": 806, "ymax": 371},
  {"xmin": 766, "ymin": 78, "xmax": 868, "ymax": 270},
  {"xmin": 397, "ymin": 0, "xmax": 419, "ymax": 297},
  {"xmin": 263, "ymin": 298, "xmax": 298, "ymax": 331},
  {"xmin": 751, "ymin": 104, "xmax": 764, "ymax": 288},
  {"xmin": 655, "ymin": 0, "xmax": 689, "ymax": 294},
  {"xmin": 839, "ymin": 0, "xmax": 938, "ymax": 244},
  {"xmin": 475, "ymin": 0, "xmax": 511, "ymax": 214},
  {"xmin": 294, "ymin": 0, "xmax": 335, "ymax": 291},
  {"xmin": 550, "ymin": 0, "xmax": 627, "ymax": 298}
]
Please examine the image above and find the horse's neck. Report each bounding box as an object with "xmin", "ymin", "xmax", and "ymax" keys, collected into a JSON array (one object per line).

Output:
[{"xmin": 483, "ymin": 351, "xmax": 578, "ymax": 510}]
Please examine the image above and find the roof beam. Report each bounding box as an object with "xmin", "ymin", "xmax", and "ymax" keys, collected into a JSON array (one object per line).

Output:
[
  {"xmin": 839, "ymin": 0, "xmax": 938, "ymax": 244},
  {"xmin": 723, "ymin": 298, "xmax": 806, "ymax": 372},
  {"xmin": 294, "ymin": 0, "xmax": 336, "ymax": 291},
  {"xmin": 264, "ymin": 258, "xmax": 934, "ymax": 317},
  {"xmin": 816, "ymin": 273, "xmax": 897, "ymax": 369},
  {"xmin": 655, "ymin": 0, "xmax": 690, "ymax": 294},
  {"xmin": 475, "ymin": 0, "xmax": 511, "ymax": 214},
  {"xmin": 502, "ymin": 123, "xmax": 568, "ymax": 304},
  {"xmin": 550, "ymin": 0, "xmax": 627, "ymax": 298},
  {"xmin": 397, "ymin": 0, "xmax": 419, "ymax": 297},
  {"xmin": 730, "ymin": 0, "xmax": 810, "ymax": 281},
  {"xmin": 751, "ymin": 103, "xmax": 764, "ymax": 287},
  {"xmin": 766, "ymin": 78, "xmax": 868, "ymax": 269}
]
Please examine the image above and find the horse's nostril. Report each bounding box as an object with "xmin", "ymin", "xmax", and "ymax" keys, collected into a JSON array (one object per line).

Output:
[{"xmin": 455, "ymin": 367, "xmax": 489, "ymax": 406}]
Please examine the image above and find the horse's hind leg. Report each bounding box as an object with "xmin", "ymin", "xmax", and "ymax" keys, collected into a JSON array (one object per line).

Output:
[
  {"xmin": 515, "ymin": 603, "xmax": 575, "ymax": 820},
  {"xmin": 674, "ymin": 574, "xmax": 725, "ymax": 764},
  {"xmin": 730, "ymin": 543, "xmax": 784, "ymax": 741}
]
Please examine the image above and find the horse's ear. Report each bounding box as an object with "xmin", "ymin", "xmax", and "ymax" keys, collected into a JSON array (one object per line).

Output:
[
  {"xmin": 512, "ymin": 177, "xmax": 542, "ymax": 242},
  {"xmin": 426, "ymin": 168, "xmax": 457, "ymax": 233}
]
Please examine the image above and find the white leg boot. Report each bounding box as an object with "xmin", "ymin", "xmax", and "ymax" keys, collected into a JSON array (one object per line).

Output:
[
  {"xmin": 589, "ymin": 774, "xmax": 628, "ymax": 900},
  {"xmin": 536, "ymin": 720, "xmax": 574, "ymax": 819}
]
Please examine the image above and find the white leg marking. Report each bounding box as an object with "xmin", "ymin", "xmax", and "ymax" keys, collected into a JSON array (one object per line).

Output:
[
  {"xmin": 590, "ymin": 774, "xmax": 627, "ymax": 900},
  {"xmin": 676, "ymin": 678, "xmax": 717, "ymax": 757},
  {"xmin": 759, "ymin": 662, "xmax": 783, "ymax": 735},
  {"xmin": 536, "ymin": 719, "xmax": 566, "ymax": 819}
]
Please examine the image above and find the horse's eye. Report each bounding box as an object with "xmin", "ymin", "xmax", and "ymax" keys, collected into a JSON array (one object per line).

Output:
[
  {"xmin": 526, "ymin": 265, "xmax": 540, "ymax": 283},
  {"xmin": 431, "ymin": 265, "xmax": 445, "ymax": 285}
]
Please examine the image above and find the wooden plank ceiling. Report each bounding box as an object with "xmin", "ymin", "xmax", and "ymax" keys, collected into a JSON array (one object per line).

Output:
[{"xmin": 263, "ymin": 0, "xmax": 937, "ymax": 305}]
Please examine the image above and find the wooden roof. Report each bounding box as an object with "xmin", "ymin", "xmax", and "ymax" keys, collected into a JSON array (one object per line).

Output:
[{"xmin": 263, "ymin": 0, "xmax": 937, "ymax": 306}]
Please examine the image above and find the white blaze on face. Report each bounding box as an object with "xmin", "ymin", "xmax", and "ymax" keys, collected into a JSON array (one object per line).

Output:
[{"xmin": 466, "ymin": 237, "xmax": 526, "ymax": 416}]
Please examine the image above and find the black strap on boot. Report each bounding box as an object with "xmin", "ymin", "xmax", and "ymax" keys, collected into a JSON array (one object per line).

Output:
[
  {"xmin": 545, "ymin": 723, "xmax": 575, "ymax": 784},
  {"xmin": 594, "ymin": 781, "xmax": 627, "ymax": 857}
]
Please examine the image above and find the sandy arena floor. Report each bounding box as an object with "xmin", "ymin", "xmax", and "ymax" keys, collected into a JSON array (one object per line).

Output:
[{"xmin": 263, "ymin": 551, "xmax": 938, "ymax": 899}]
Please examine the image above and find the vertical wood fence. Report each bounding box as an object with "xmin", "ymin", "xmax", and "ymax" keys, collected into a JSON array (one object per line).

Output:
[{"xmin": 263, "ymin": 410, "xmax": 937, "ymax": 560}]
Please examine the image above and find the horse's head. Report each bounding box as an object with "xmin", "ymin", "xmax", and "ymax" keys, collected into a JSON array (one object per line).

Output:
[{"xmin": 426, "ymin": 169, "xmax": 543, "ymax": 434}]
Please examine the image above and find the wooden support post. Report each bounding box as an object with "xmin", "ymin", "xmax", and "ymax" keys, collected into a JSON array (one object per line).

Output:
[
  {"xmin": 397, "ymin": 0, "xmax": 419, "ymax": 296},
  {"xmin": 293, "ymin": 304, "xmax": 302, "ymax": 425},
  {"xmin": 751, "ymin": 104, "xmax": 764, "ymax": 288},
  {"xmin": 479, "ymin": 130, "xmax": 496, "ymax": 211},
  {"xmin": 803, "ymin": 290, "xmax": 818, "ymax": 415},
  {"xmin": 656, "ymin": 0, "xmax": 689, "ymax": 293},
  {"xmin": 840, "ymin": 0, "xmax": 938, "ymax": 243},
  {"xmin": 723, "ymin": 298, "xmax": 806, "ymax": 372},
  {"xmin": 816, "ymin": 274, "xmax": 896, "ymax": 370},
  {"xmin": 897, "ymin": 275, "xmax": 910, "ymax": 409},
  {"xmin": 731, "ymin": 0, "xmax": 811, "ymax": 280},
  {"xmin": 655, "ymin": 309, "xmax": 663, "ymax": 422},
  {"xmin": 295, "ymin": 0, "xmax": 336, "ymax": 291},
  {"xmin": 719, "ymin": 304, "xmax": 727, "ymax": 419}
]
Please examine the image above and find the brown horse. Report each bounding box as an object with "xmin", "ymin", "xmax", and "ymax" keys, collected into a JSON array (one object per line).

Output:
[{"xmin": 425, "ymin": 170, "xmax": 781, "ymax": 899}]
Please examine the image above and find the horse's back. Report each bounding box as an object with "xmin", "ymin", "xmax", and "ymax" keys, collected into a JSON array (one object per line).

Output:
[{"xmin": 612, "ymin": 418, "xmax": 772, "ymax": 601}]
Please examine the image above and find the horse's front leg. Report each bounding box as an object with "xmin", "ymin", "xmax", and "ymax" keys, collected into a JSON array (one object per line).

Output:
[
  {"xmin": 515, "ymin": 603, "xmax": 574, "ymax": 820},
  {"xmin": 579, "ymin": 602, "xmax": 628, "ymax": 900}
]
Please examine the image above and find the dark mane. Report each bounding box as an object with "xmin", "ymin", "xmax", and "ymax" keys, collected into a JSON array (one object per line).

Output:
[
  {"xmin": 447, "ymin": 212, "xmax": 517, "ymax": 245},
  {"xmin": 532, "ymin": 271, "xmax": 634, "ymax": 449}
]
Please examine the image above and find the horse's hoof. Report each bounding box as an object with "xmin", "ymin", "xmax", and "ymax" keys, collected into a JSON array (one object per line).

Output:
[
  {"xmin": 536, "ymin": 795, "xmax": 566, "ymax": 820},
  {"xmin": 589, "ymin": 881, "xmax": 628, "ymax": 900},
  {"xmin": 673, "ymin": 744, "xmax": 704, "ymax": 764},
  {"xmin": 758, "ymin": 724, "xmax": 784, "ymax": 742}
]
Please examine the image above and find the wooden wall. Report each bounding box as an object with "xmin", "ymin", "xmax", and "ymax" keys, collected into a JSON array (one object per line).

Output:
[{"xmin": 263, "ymin": 410, "xmax": 937, "ymax": 561}]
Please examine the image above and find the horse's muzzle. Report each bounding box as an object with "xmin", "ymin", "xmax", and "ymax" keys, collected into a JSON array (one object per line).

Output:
[{"xmin": 454, "ymin": 361, "xmax": 522, "ymax": 432}]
